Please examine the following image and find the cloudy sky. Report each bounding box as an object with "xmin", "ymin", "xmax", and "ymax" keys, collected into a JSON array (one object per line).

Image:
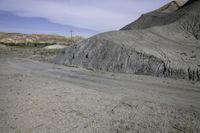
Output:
[{"xmin": 0, "ymin": 0, "xmax": 172, "ymax": 37}]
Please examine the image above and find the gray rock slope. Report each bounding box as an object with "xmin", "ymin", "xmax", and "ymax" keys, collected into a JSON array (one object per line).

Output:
[{"xmin": 55, "ymin": 0, "xmax": 200, "ymax": 81}]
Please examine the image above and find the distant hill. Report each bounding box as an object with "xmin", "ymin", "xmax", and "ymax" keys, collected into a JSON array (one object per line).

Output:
[{"xmin": 0, "ymin": 32, "xmax": 84, "ymax": 46}]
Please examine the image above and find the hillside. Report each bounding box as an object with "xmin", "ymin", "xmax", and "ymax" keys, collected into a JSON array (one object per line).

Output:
[
  {"xmin": 121, "ymin": 0, "xmax": 200, "ymax": 39},
  {"xmin": 0, "ymin": 32, "xmax": 84, "ymax": 46},
  {"xmin": 121, "ymin": 0, "xmax": 189, "ymax": 30},
  {"xmin": 55, "ymin": 0, "xmax": 200, "ymax": 81}
]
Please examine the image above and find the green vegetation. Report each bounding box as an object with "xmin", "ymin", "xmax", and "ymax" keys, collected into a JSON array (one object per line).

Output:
[
  {"xmin": 0, "ymin": 32, "xmax": 84, "ymax": 48},
  {"xmin": 0, "ymin": 42, "xmax": 57, "ymax": 48}
]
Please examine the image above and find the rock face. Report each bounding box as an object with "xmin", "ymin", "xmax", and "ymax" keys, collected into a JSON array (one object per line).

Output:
[{"xmin": 55, "ymin": 0, "xmax": 200, "ymax": 81}]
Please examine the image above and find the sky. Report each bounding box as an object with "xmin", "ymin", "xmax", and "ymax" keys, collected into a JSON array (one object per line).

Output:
[{"xmin": 0, "ymin": 0, "xmax": 172, "ymax": 37}]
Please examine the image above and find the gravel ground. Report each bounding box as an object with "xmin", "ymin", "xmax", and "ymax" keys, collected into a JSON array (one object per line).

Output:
[{"xmin": 0, "ymin": 52, "xmax": 200, "ymax": 132}]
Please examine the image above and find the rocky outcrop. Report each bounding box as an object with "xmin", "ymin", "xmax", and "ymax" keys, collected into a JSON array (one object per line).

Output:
[{"xmin": 55, "ymin": 0, "xmax": 200, "ymax": 81}]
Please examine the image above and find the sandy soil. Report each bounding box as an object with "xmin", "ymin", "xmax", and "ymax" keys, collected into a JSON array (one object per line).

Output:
[{"xmin": 0, "ymin": 48, "xmax": 200, "ymax": 132}]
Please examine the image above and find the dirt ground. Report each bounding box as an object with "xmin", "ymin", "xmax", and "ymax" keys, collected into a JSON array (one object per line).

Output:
[{"xmin": 0, "ymin": 46, "xmax": 200, "ymax": 133}]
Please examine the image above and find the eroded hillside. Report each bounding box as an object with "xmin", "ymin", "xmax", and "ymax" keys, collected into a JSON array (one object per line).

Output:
[{"xmin": 55, "ymin": 0, "xmax": 200, "ymax": 81}]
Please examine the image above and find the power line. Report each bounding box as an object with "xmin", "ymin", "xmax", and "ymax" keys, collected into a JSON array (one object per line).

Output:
[
  {"xmin": 69, "ymin": 30, "xmax": 74, "ymax": 44},
  {"xmin": 70, "ymin": 30, "xmax": 73, "ymax": 39}
]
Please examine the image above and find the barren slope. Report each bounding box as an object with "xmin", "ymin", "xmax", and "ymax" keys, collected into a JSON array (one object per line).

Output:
[{"xmin": 55, "ymin": 0, "xmax": 200, "ymax": 81}]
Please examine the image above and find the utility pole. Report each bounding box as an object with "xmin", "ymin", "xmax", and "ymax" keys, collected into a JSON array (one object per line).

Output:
[{"xmin": 70, "ymin": 30, "xmax": 73, "ymax": 44}]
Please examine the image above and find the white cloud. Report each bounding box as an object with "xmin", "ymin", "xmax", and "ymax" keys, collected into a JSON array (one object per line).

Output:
[{"xmin": 0, "ymin": 0, "xmax": 172, "ymax": 31}]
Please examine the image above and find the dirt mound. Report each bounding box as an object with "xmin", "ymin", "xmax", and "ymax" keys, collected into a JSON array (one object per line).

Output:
[{"xmin": 55, "ymin": 0, "xmax": 200, "ymax": 81}]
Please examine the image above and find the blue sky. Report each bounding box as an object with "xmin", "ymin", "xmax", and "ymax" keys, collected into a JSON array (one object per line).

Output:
[{"xmin": 0, "ymin": 0, "xmax": 172, "ymax": 37}]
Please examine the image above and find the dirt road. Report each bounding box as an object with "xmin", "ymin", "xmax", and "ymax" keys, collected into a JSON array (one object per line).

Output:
[{"xmin": 0, "ymin": 56, "xmax": 200, "ymax": 133}]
